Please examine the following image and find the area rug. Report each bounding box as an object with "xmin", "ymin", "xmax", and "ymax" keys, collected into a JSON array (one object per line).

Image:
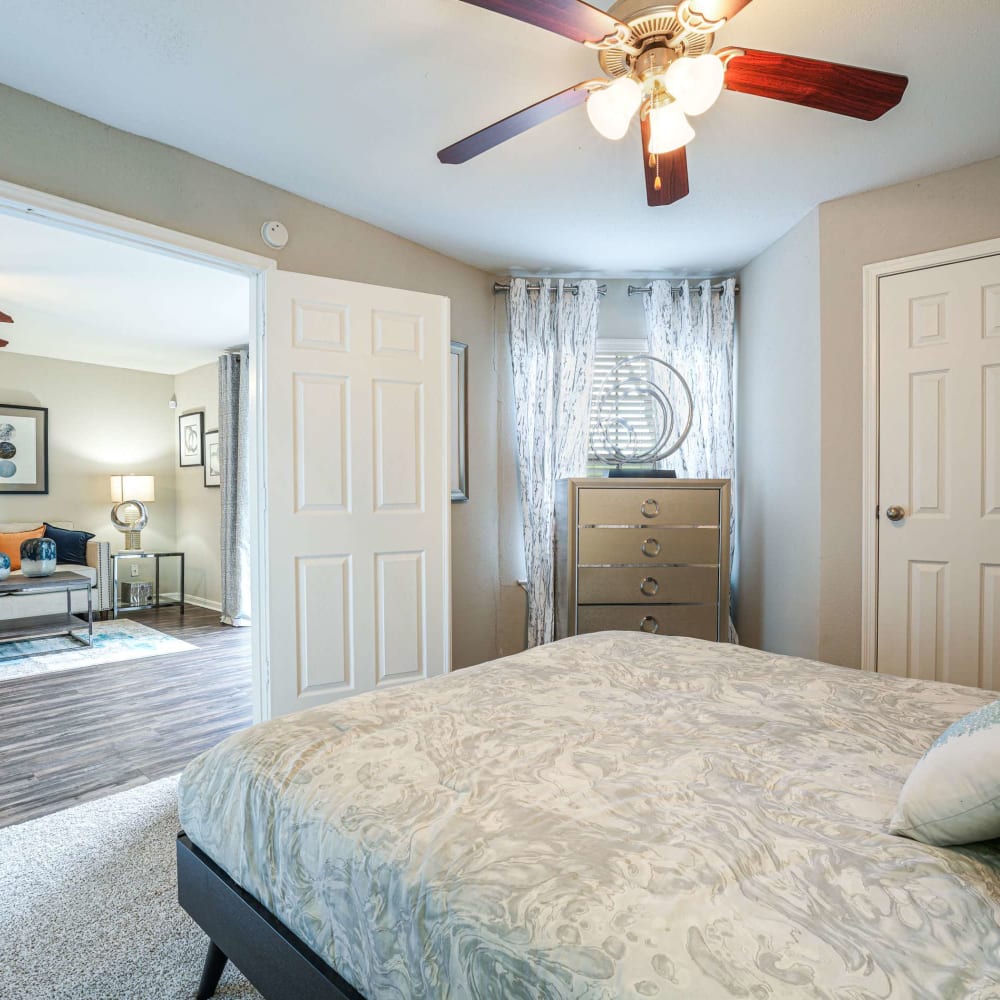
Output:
[
  {"xmin": 0, "ymin": 775, "xmax": 260, "ymax": 1000},
  {"xmin": 0, "ymin": 619, "xmax": 196, "ymax": 682}
]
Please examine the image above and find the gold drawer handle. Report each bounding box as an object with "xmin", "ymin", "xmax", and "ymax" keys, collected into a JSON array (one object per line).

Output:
[
  {"xmin": 639, "ymin": 615, "xmax": 660, "ymax": 634},
  {"xmin": 640, "ymin": 497, "xmax": 660, "ymax": 519},
  {"xmin": 641, "ymin": 538, "xmax": 661, "ymax": 558},
  {"xmin": 640, "ymin": 576, "xmax": 659, "ymax": 597}
]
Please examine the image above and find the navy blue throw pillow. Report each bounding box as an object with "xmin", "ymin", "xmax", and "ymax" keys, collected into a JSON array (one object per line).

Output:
[{"xmin": 43, "ymin": 523, "xmax": 95, "ymax": 567}]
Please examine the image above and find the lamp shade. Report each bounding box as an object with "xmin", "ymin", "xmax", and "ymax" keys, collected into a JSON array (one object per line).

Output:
[
  {"xmin": 110, "ymin": 474, "xmax": 156, "ymax": 503},
  {"xmin": 665, "ymin": 54, "xmax": 725, "ymax": 116},
  {"xmin": 586, "ymin": 77, "xmax": 642, "ymax": 140},
  {"xmin": 647, "ymin": 102, "xmax": 696, "ymax": 155}
]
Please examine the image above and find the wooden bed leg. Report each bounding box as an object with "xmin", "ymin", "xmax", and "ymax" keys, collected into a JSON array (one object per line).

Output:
[{"xmin": 196, "ymin": 941, "xmax": 228, "ymax": 1000}]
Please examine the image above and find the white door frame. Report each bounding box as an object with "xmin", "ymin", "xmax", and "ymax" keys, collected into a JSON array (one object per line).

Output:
[
  {"xmin": 0, "ymin": 178, "xmax": 277, "ymax": 720},
  {"xmin": 861, "ymin": 235, "xmax": 1000, "ymax": 672}
]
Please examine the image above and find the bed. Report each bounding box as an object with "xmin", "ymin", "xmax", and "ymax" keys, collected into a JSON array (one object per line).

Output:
[{"xmin": 177, "ymin": 632, "xmax": 1000, "ymax": 999}]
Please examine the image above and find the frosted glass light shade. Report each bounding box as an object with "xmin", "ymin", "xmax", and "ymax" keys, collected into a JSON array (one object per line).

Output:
[
  {"xmin": 586, "ymin": 77, "xmax": 642, "ymax": 140},
  {"xmin": 110, "ymin": 474, "xmax": 156, "ymax": 503},
  {"xmin": 647, "ymin": 103, "xmax": 696, "ymax": 155},
  {"xmin": 665, "ymin": 54, "xmax": 725, "ymax": 116}
]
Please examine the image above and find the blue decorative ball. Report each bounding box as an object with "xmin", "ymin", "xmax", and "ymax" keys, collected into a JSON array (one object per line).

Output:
[
  {"xmin": 21, "ymin": 537, "xmax": 57, "ymax": 577},
  {"xmin": 0, "ymin": 552, "xmax": 9, "ymax": 581}
]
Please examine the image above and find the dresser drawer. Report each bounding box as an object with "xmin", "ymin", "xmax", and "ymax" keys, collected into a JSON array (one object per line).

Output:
[
  {"xmin": 577, "ymin": 566, "xmax": 719, "ymax": 605},
  {"xmin": 577, "ymin": 603, "xmax": 720, "ymax": 640},
  {"xmin": 578, "ymin": 527, "xmax": 721, "ymax": 566},
  {"xmin": 578, "ymin": 488, "xmax": 719, "ymax": 527}
]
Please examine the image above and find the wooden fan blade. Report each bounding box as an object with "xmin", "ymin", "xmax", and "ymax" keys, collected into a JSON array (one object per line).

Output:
[
  {"xmin": 0, "ymin": 310, "xmax": 12, "ymax": 323},
  {"xmin": 640, "ymin": 115, "xmax": 689, "ymax": 206},
  {"xmin": 438, "ymin": 83, "xmax": 591, "ymax": 164},
  {"xmin": 686, "ymin": 0, "xmax": 755, "ymax": 24},
  {"xmin": 722, "ymin": 48, "xmax": 908, "ymax": 120},
  {"xmin": 456, "ymin": 0, "xmax": 628, "ymax": 45},
  {"xmin": 0, "ymin": 340, "xmax": 7, "ymax": 348}
]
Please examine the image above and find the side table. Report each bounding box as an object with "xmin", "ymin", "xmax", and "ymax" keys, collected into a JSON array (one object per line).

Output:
[{"xmin": 112, "ymin": 552, "xmax": 185, "ymax": 618}]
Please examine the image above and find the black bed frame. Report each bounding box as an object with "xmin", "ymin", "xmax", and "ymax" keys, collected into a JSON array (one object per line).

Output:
[{"xmin": 176, "ymin": 834, "xmax": 366, "ymax": 1000}]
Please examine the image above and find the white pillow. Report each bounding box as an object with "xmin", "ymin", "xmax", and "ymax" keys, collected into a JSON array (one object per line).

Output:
[{"xmin": 890, "ymin": 699, "xmax": 1000, "ymax": 846}]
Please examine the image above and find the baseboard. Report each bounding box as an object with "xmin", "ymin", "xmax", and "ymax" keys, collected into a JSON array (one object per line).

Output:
[{"xmin": 161, "ymin": 592, "xmax": 222, "ymax": 613}]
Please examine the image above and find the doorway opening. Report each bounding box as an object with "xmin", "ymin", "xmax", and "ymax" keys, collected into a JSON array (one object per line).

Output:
[{"xmin": 0, "ymin": 180, "xmax": 272, "ymax": 826}]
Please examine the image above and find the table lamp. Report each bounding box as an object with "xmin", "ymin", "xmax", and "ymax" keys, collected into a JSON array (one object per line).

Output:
[{"xmin": 110, "ymin": 474, "xmax": 155, "ymax": 551}]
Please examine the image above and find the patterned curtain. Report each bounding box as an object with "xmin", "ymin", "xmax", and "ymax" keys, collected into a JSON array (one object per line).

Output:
[
  {"xmin": 218, "ymin": 349, "xmax": 252, "ymax": 627},
  {"xmin": 508, "ymin": 278, "xmax": 600, "ymax": 647},
  {"xmin": 643, "ymin": 279, "xmax": 738, "ymax": 639}
]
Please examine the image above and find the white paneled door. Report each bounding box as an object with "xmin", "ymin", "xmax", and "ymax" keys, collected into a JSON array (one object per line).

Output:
[
  {"xmin": 264, "ymin": 270, "xmax": 451, "ymax": 719},
  {"xmin": 878, "ymin": 254, "xmax": 1000, "ymax": 687}
]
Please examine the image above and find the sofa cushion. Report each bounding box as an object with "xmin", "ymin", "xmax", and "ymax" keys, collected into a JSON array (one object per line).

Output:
[
  {"xmin": 44, "ymin": 523, "xmax": 94, "ymax": 567},
  {"xmin": 0, "ymin": 525, "xmax": 45, "ymax": 571}
]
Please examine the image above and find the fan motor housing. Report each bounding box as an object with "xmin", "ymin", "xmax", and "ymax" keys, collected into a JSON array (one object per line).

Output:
[{"xmin": 599, "ymin": 2, "xmax": 714, "ymax": 79}]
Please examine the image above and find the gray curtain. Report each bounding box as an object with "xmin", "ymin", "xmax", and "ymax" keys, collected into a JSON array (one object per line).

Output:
[
  {"xmin": 643, "ymin": 279, "xmax": 738, "ymax": 639},
  {"xmin": 219, "ymin": 349, "xmax": 251, "ymax": 627},
  {"xmin": 508, "ymin": 278, "xmax": 600, "ymax": 647}
]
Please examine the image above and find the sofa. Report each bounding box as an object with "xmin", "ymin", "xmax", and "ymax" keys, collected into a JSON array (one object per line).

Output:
[{"xmin": 0, "ymin": 521, "xmax": 112, "ymax": 621}]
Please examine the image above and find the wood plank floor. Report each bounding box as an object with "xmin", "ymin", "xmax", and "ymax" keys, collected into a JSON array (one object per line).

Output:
[{"xmin": 0, "ymin": 606, "xmax": 252, "ymax": 828}]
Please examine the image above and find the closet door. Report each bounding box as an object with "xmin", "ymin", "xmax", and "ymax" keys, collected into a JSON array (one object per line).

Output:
[
  {"xmin": 263, "ymin": 270, "xmax": 451, "ymax": 719},
  {"xmin": 877, "ymin": 254, "xmax": 1000, "ymax": 687}
]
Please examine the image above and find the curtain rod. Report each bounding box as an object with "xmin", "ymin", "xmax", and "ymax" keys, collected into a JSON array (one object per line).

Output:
[
  {"xmin": 493, "ymin": 281, "xmax": 608, "ymax": 296},
  {"xmin": 628, "ymin": 281, "xmax": 739, "ymax": 296},
  {"xmin": 491, "ymin": 280, "xmax": 738, "ymax": 297}
]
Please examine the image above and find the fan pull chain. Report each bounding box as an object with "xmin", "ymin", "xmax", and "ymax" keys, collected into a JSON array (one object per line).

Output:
[{"xmin": 654, "ymin": 154, "xmax": 662, "ymax": 192}]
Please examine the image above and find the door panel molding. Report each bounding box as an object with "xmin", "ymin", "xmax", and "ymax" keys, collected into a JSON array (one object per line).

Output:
[{"xmin": 862, "ymin": 236, "xmax": 1000, "ymax": 673}]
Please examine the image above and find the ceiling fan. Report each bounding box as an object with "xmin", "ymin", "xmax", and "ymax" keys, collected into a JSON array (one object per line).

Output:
[
  {"xmin": 437, "ymin": 0, "xmax": 908, "ymax": 206},
  {"xmin": 0, "ymin": 309, "xmax": 10, "ymax": 349}
]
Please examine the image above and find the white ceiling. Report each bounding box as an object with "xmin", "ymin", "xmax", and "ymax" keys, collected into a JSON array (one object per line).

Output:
[
  {"xmin": 1, "ymin": 0, "xmax": 998, "ymax": 276},
  {"xmin": 0, "ymin": 212, "xmax": 250, "ymax": 374}
]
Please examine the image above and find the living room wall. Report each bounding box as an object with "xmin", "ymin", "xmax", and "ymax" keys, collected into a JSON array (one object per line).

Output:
[
  {"xmin": 173, "ymin": 361, "xmax": 221, "ymax": 609},
  {"xmin": 0, "ymin": 354, "xmax": 177, "ymax": 552}
]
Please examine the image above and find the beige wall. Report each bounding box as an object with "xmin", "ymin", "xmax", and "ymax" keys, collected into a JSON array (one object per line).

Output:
[
  {"xmin": 817, "ymin": 155, "xmax": 1000, "ymax": 668},
  {"xmin": 173, "ymin": 362, "xmax": 221, "ymax": 608},
  {"xmin": 0, "ymin": 354, "xmax": 177, "ymax": 553},
  {"xmin": 736, "ymin": 212, "xmax": 821, "ymax": 658},
  {"xmin": 0, "ymin": 84, "xmax": 500, "ymax": 669}
]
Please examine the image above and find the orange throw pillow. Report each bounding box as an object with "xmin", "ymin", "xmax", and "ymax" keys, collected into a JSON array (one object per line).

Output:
[{"xmin": 0, "ymin": 525, "xmax": 45, "ymax": 572}]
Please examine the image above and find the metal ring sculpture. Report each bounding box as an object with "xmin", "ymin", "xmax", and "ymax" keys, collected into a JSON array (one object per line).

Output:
[
  {"xmin": 110, "ymin": 499, "xmax": 149, "ymax": 533},
  {"xmin": 591, "ymin": 353, "xmax": 694, "ymax": 467}
]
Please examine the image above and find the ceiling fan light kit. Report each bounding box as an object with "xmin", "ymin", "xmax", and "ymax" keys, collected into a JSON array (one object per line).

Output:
[{"xmin": 439, "ymin": 0, "xmax": 909, "ymax": 207}]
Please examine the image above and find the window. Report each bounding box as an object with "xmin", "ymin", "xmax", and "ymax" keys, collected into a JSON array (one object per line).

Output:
[{"xmin": 588, "ymin": 338, "xmax": 658, "ymax": 474}]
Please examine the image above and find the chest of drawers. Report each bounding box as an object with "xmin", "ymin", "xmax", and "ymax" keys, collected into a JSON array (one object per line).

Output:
[{"xmin": 555, "ymin": 478, "xmax": 731, "ymax": 642}]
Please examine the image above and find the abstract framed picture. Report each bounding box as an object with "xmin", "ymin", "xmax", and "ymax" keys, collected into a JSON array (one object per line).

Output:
[
  {"xmin": 450, "ymin": 341, "xmax": 469, "ymax": 502},
  {"xmin": 204, "ymin": 429, "xmax": 221, "ymax": 488},
  {"xmin": 0, "ymin": 403, "xmax": 49, "ymax": 495},
  {"xmin": 178, "ymin": 411, "xmax": 204, "ymax": 467}
]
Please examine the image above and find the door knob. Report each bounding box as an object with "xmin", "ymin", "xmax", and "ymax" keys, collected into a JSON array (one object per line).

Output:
[{"xmin": 886, "ymin": 505, "xmax": 906, "ymax": 522}]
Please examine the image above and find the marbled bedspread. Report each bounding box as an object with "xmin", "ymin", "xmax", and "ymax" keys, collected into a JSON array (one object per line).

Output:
[{"xmin": 178, "ymin": 633, "xmax": 1000, "ymax": 998}]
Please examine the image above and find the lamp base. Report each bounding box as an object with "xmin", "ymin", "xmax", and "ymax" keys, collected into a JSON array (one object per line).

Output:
[{"xmin": 111, "ymin": 501, "xmax": 149, "ymax": 553}]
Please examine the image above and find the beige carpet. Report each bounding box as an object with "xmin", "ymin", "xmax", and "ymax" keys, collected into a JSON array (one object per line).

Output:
[{"xmin": 0, "ymin": 775, "xmax": 261, "ymax": 999}]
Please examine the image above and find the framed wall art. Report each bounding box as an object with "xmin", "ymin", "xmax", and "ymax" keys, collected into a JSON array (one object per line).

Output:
[
  {"xmin": 204, "ymin": 429, "xmax": 221, "ymax": 488},
  {"xmin": 0, "ymin": 403, "xmax": 49, "ymax": 495},
  {"xmin": 178, "ymin": 411, "xmax": 205, "ymax": 467},
  {"xmin": 450, "ymin": 341, "xmax": 469, "ymax": 502}
]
